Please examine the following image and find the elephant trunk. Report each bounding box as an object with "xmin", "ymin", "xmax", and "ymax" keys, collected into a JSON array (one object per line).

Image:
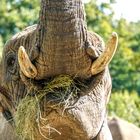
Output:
[
  {"xmin": 34, "ymin": 0, "xmax": 92, "ymax": 79},
  {"xmin": 37, "ymin": 0, "xmax": 87, "ymax": 46}
]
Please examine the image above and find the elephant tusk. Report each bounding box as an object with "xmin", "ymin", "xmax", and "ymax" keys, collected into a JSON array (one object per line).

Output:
[
  {"xmin": 91, "ymin": 32, "xmax": 118, "ymax": 75},
  {"xmin": 18, "ymin": 46, "xmax": 37, "ymax": 79}
]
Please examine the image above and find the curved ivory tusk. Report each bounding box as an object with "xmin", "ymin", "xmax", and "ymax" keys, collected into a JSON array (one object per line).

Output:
[
  {"xmin": 91, "ymin": 32, "xmax": 118, "ymax": 75},
  {"xmin": 18, "ymin": 46, "xmax": 37, "ymax": 79}
]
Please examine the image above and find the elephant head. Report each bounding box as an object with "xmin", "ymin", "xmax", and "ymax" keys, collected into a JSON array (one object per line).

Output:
[{"xmin": 0, "ymin": 0, "xmax": 118, "ymax": 140}]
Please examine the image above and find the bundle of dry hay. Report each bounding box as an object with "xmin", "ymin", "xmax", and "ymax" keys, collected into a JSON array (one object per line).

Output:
[{"xmin": 14, "ymin": 75, "xmax": 85, "ymax": 140}]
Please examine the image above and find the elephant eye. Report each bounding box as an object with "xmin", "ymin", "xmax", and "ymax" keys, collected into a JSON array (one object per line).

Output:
[
  {"xmin": 7, "ymin": 57, "xmax": 15, "ymax": 66},
  {"xmin": 6, "ymin": 55, "xmax": 16, "ymax": 72}
]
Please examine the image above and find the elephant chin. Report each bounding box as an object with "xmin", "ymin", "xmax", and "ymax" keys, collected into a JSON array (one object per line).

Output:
[{"xmin": 36, "ymin": 103, "xmax": 89, "ymax": 140}]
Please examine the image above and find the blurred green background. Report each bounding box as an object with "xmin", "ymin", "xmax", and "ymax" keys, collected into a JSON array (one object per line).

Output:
[{"xmin": 0, "ymin": 0, "xmax": 140, "ymax": 126}]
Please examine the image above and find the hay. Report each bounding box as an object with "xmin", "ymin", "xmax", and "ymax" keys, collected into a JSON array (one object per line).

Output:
[
  {"xmin": 15, "ymin": 96, "xmax": 39, "ymax": 140},
  {"xmin": 14, "ymin": 75, "xmax": 83, "ymax": 140},
  {"xmin": 45, "ymin": 75, "xmax": 73, "ymax": 91}
]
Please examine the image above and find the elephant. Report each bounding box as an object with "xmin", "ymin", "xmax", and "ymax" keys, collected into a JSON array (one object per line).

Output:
[
  {"xmin": 0, "ymin": 0, "xmax": 118, "ymax": 140},
  {"xmin": 108, "ymin": 117, "xmax": 140, "ymax": 140}
]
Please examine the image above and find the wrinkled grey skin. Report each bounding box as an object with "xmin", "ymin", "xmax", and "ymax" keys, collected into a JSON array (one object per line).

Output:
[
  {"xmin": 0, "ymin": 113, "xmax": 18, "ymax": 140},
  {"xmin": 0, "ymin": 0, "xmax": 114, "ymax": 140},
  {"xmin": 1, "ymin": 116, "xmax": 140, "ymax": 140}
]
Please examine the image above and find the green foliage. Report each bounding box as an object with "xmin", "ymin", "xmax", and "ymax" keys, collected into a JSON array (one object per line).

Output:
[
  {"xmin": 85, "ymin": 0, "xmax": 114, "ymax": 40},
  {"xmin": 108, "ymin": 92, "xmax": 140, "ymax": 127},
  {"xmin": 110, "ymin": 19, "xmax": 140, "ymax": 93},
  {"xmin": 0, "ymin": 0, "xmax": 39, "ymax": 48}
]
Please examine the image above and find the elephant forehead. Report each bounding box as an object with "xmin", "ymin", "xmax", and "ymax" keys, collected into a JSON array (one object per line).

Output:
[{"xmin": 3, "ymin": 24, "xmax": 37, "ymax": 54}]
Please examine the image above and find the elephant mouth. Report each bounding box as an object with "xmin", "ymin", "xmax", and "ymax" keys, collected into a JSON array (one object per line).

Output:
[
  {"xmin": 14, "ymin": 76, "xmax": 88, "ymax": 139},
  {"xmin": 14, "ymin": 71, "xmax": 107, "ymax": 140}
]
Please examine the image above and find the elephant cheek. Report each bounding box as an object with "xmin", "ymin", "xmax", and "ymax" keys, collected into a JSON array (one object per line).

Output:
[{"xmin": 69, "ymin": 91, "xmax": 106, "ymax": 138}]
